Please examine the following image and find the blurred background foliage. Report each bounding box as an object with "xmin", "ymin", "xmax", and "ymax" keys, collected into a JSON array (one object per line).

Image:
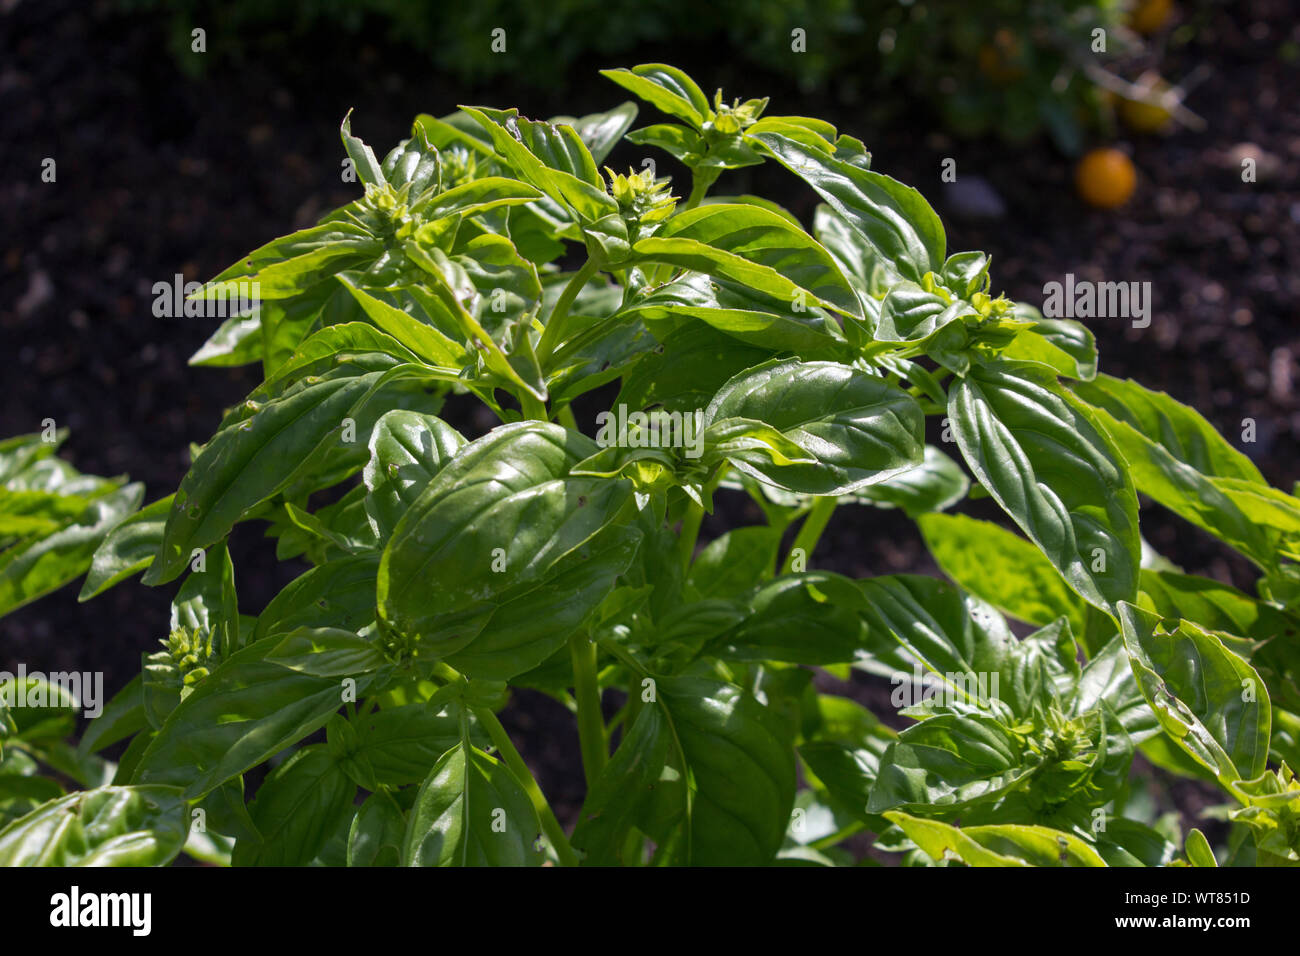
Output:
[{"xmin": 117, "ymin": 0, "xmax": 1212, "ymax": 152}]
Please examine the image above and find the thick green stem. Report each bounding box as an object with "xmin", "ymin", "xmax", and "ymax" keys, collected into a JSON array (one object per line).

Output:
[
  {"xmin": 783, "ymin": 495, "xmax": 838, "ymax": 573},
  {"xmin": 677, "ymin": 500, "xmax": 704, "ymax": 572},
  {"xmin": 569, "ymin": 632, "xmax": 607, "ymax": 788},
  {"xmin": 538, "ymin": 259, "xmax": 599, "ymax": 363},
  {"xmin": 520, "ymin": 391, "xmax": 548, "ymax": 422},
  {"xmin": 683, "ymin": 167, "xmax": 719, "ymax": 211},
  {"xmin": 473, "ymin": 704, "xmax": 579, "ymax": 868}
]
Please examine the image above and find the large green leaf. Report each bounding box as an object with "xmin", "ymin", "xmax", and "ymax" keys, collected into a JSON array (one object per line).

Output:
[
  {"xmin": 918, "ymin": 513, "xmax": 1088, "ymax": 636},
  {"xmin": 1002, "ymin": 316, "xmax": 1098, "ymax": 381},
  {"xmin": 600, "ymin": 64, "xmax": 711, "ymax": 130},
  {"xmin": 146, "ymin": 364, "xmax": 441, "ymax": 585},
  {"xmin": 379, "ymin": 423, "xmax": 633, "ymax": 664},
  {"xmin": 460, "ymin": 107, "xmax": 615, "ymax": 223},
  {"xmin": 870, "ymin": 712, "xmax": 1032, "ymax": 813},
  {"xmin": 402, "ymin": 737, "xmax": 544, "ymax": 867},
  {"xmin": 253, "ymin": 555, "xmax": 380, "ymax": 642},
  {"xmin": 949, "ymin": 361, "xmax": 1139, "ymax": 618},
  {"xmin": 363, "ymin": 410, "xmax": 465, "ymax": 540},
  {"xmin": 650, "ymin": 204, "xmax": 861, "ymax": 318},
  {"xmin": 750, "ymin": 129, "xmax": 945, "ymax": 284},
  {"xmin": 570, "ymin": 702, "xmax": 672, "ymax": 866},
  {"xmin": 1072, "ymin": 376, "xmax": 1276, "ymax": 569},
  {"xmin": 1119, "ymin": 603, "xmax": 1270, "ymax": 787},
  {"xmin": 719, "ymin": 572, "xmax": 868, "ymax": 665},
  {"xmin": 704, "ymin": 358, "xmax": 924, "ymax": 495},
  {"xmin": 0, "ymin": 785, "xmax": 188, "ymax": 866},
  {"xmin": 347, "ymin": 791, "xmax": 406, "ymax": 867},
  {"xmin": 850, "ymin": 445, "xmax": 969, "ymax": 518},
  {"xmin": 685, "ymin": 526, "xmax": 780, "ymax": 601},
  {"xmin": 78, "ymin": 494, "xmax": 173, "ymax": 600},
  {"xmin": 0, "ymin": 483, "xmax": 142, "ymax": 616},
  {"xmin": 351, "ymin": 703, "xmax": 470, "ymax": 786},
  {"xmin": 231, "ymin": 746, "xmax": 355, "ymax": 866},
  {"xmin": 885, "ymin": 811, "xmax": 1107, "ymax": 867},
  {"xmin": 132, "ymin": 638, "xmax": 365, "ymax": 800},
  {"xmin": 616, "ymin": 323, "xmax": 771, "ymax": 415},
  {"xmin": 856, "ymin": 574, "xmax": 1046, "ymax": 717},
  {"xmin": 648, "ymin": 677, "xmax": 796, "ymax": 865},
  {"xmin": 1073, "ymin": 375, "xmax": 1264, "ymax": 483},
  {"xmin": 624, "ymin": 272, "xmax": 845, "ymax": 354}
]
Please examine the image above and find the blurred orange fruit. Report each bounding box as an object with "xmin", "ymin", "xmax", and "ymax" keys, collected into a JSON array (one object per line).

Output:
[
  {"xmin": 1119, "ymin": 75, "xmax": 1177, "ymax": 133},
  {"xmin": 1120, "ymin": 95, "xmax": 1174, "ymax": 133},
  {"xmin": 1075, "ymin": 148, "xmax": 1137, "ymax": 207},
  {"xmin": 1129, "ymin": 0, "xmax": 1174, "ymax": 35}
]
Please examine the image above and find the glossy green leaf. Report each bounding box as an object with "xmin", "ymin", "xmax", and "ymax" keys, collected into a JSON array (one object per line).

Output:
[
  {"xmin": 348, "ymin": 791, "xmax": 406, "ymax": 867},
  {"xmin": 379, "ymin": 422, "xmax": 633, "ymax": 662},
  {"xmin": 551, "ymin": 102, "xmax": 638, "ymax": 164},
  {"xmin": 266, "ymin": 627, "xmax": 388, "ymax": 678},
  {"xmin": 254, "ymin": 555, "xmax": 380, "ymax": 642},
  {"xmin": 704, "ymin": 358, "xmax": 924, "ymax": 495},
  {"xmin": 652, "ymin": 677, "xmax": 796, "ymax": 865},
  {"xmin": 720, "ymin": 572, "xmax": 869, "ymax": 665},
  {"xmin": 402, "ymin": 738, "xmax": 543, "ymax": 867},
  {"xmin": 1119, "ymin": 603, "xmax": 1270, "ymax": 787},
  {"xmin": 751, "ymin": 129, "xmax": 945, "ymax": 284},
  {"xmin": 600, "ymin": 64, "xmax": 711, "ymax": 130},
  {"xmin": 232, "ymin": 746, "xmax": 354, "ymax": 866},
  {"xmin": 949, "ymin": 361, "xmax": 1139, "ymax": 618},
  {"xmin": 133, "ymin": 638, "xmax": 366, "ymax": 799},
  {"xmin": 571, "ymin": 702, "xmax": 671, "ymax": 866},
  {"xmin": 852, "ymin": 445, "xmax": 968, "ymax": 517},
  {"xmin": 918, "ymin": 513, "xmax": 1088, "ymax": 636},
  {"xmin": 78, "ymin": 494, "xmax": 173, "ymax": 600},
  {"xmin": 0, "ymin": 785, "xmax": 188, "ymax": 866},
  {"xmin": 363, "ymin": 410, "xmax": 465, "ymax": 540},
  {"xmin": 1002, "ymin": 315, "xmax": 1098, "ymax": 381},
  {"xmin": 686, "ymin": 526, "xmax": 780, "ymax": 601},
  {"xmin": 870, "ymin": 712, "xmax": 1031, "ymax": 813},
  {"xmin": 460, "ymin": 107, "xmax": 615, "ymax": 223},
  {"xmin": 886, "ymin": 811, "xmax": 1107, "ymax": 867},
  {"xmin": 651, "ymin": 204, "xmax": 861, "ymax": 319},
  {"xmin": 0, "ymin": 483, "xmax": 142, "ymax": 616},
  {"xmin": 624, "ymin": 272, "xmax": 844, "ymax": 354},
  {"xmin": 145, "ymin": 366, "xmax": 417, "ymax": 585}
]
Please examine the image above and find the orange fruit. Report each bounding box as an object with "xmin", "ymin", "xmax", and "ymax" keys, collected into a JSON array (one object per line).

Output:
[
  {"xmin": 1120, "ymin": 96, "xmax": 1174, "ymax": 133},
  {"xmin": 1129, "ymin": 0, "xmax": 1174, "ymax": 35},
  {"xmin": 1119, "ymin": 76, "xmax": 1177, "ymax": 133},
  {"xmin": 1075, "ymin": 148, "xmax": 1137, "ymax": 208}
]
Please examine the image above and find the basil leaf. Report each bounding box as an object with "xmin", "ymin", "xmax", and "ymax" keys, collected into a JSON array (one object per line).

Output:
[
  {"xmin": 402, "ymin": 739, "xmax": 544, "ymax": 867},
  {"xmin": 232, "ymin": 746, "xmax": 355, "ymax": 866},
  {"xmin": 704, "ymin": 358, "xmax": 924, "ymax": 495},
  {"xmin": 918, "ymin": 512, "xmax": 1089, "ymax": 636},
  {"xmin": 751, "ymin": 129, "xmax": 945, "ymax": 284},
  {"xmin": 600, "ymin": 64, "xmax": 711, "ymax": 130},
  {"xmin": 0, "ymin": 785, "xmax": 189, "ymax": 867},
  {"xmin": 949, "ymin": 361, "xmax": 1139, "ymax": 618},
  {"xmin": 133, "ymin": 638, "xmax": 366, "ymax": 800},
  {"xmin": 1119, "ymin": 603, "xmax": 1270, "ymax": 787}
]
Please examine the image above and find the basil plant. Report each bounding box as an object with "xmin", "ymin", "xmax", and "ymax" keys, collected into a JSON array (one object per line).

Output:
[{"xmin": 3, "ymin": 64, "xmax": 1298, "ymax": 868}]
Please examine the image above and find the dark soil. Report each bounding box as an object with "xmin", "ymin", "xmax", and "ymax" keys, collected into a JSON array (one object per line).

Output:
[{"xmin": 2, "ymin": 0, "xmax": 1297, "ymax": 843}]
